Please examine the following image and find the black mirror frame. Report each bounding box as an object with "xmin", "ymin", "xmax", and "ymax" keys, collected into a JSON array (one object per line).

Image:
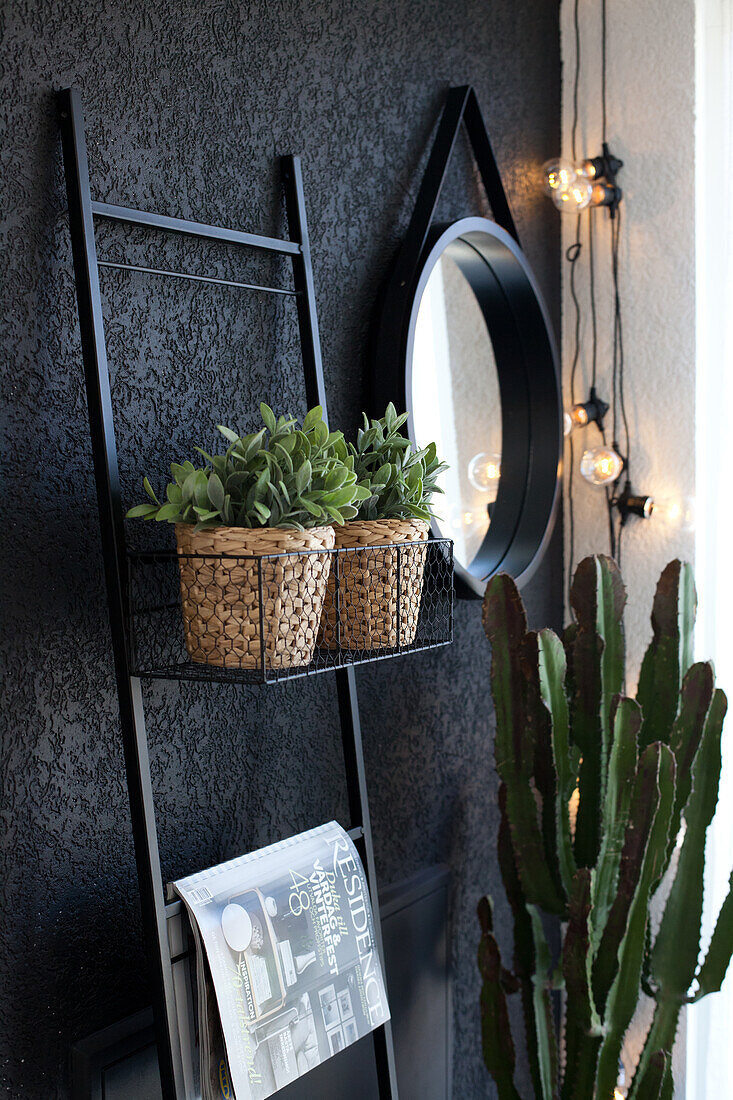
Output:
[{"xmin": 372, "ymin": 87, "xmax": 562, "ymax": 597}]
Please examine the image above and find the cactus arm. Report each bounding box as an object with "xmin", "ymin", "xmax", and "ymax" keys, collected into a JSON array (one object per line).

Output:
[
  {"xmin": 483, "ymin": 575, "xmax": 565, "ymax": 914},
  {"xmin": 629, "ymin": 1050, "xmax": 669, "ymax": 1099},
  {"xmin": 662, "ymin": 662, "xmax": 714, "ymax": 874},
  {"xmin": 691, "ymin": 868, "xmax": 733, "ymax": 1000},
  {"xmin": 595, "ymin": 743, "xmax": 675, "ymax": 1097},
  {"xmin": 497, "ymin": 784, "xmax": 543, "ymax": 1098},
  {"xmin": 592, "ymin": 696, "xmax": 641, "ymax": 953},
  {"xmin": 559, "ymin": 869, "xmax": 602, "ymax": 1100},
  {"xmin": 592, "ymin": 740, "xmax": 671, "ymax": 1013},
  {"xmin": 637, "ymin": 560, "xmax": 697, "ymax": 752},
  {"xmin": 525, "ymin": 632, "xmax": 566, "ymax": 904},
  {"xmin": 650, "ymin": 688, "xmax": 727, "ymax": 1000},
  {"xmin": 528, "ymin": 905, "xmax": 559, "ymax": 1100},
  {"xmin": 569, "ymin": 556, "xmax": 626, "ymax": 867},
  {"xmin": 477, "ymin": 897, "xmax": 522, "ymax": 1100},
  {"xmin": 538, "ymin": 629, "xmax": 579, "ymax": 899},
  {"xmin": 627, "ymin": 998, "xmax": 680, "ymax": 1100}
]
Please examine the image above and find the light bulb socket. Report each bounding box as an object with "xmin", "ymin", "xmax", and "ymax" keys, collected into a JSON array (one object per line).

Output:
[
  {"xmin": 591, "ymin": 181, "xmax": 623, "ymax": 212},
  {"xmin": 583, "ymin": 144, "xmax": 624, "ymax": 185},
  {"xmin": 571, "ymin": 388, "xmax": 609, "ymax": 431},
  {"xmin": 615, "ymin": 482, "xmax": 653, "ymax": 524}
]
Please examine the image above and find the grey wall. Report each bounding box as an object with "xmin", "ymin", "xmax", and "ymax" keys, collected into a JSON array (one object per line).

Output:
[{"xmin": 0, "ymin": 1, "xmax": 561, "ymax": 1097}]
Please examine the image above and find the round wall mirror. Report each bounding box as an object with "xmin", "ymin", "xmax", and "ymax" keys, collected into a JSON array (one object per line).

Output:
[{"xmin": 375, "ymin": 216, "xmax": 561, "ymax": 597}]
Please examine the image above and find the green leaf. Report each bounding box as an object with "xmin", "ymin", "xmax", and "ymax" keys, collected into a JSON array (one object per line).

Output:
[
  {"xmin": 207, "ymin": 472, "xmax": 225, "ymax": 511},
  {"xmin": 253, "ymin": 501, "xmax": 271, "ymax": 523},
  {"xmin": 154, "ymin": 502, "xmax": 182, "ymax": 522},
  {"xmin": 295, "ymin": 459, "xmax": 312, "ymax": 496},
  {"xmin": 126, "ymin": 503, "xmax": 158, "ymax": 519},
  {"xmin": 302, "ymin": 405, "xmax": 323, "ymax": 432},
  {"xmin": 193, "ymin": 470, "xmax": 209, "ymax": 508},
  {"xmin": 143, "ymin": 477, "xmax": 160, "ymax": 505},
  {"xmin": 217, "ymin": 425, "xmax": 240, "ymax": 444},
  {"xmin": 260, "ymin": 403, "xmax": 277, "ymax": 434}
]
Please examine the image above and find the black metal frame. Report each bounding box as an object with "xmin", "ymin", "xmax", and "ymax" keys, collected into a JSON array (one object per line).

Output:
[
  {"xmin": 57, "ymin": 87, "xmax": 399, "ymax": 1100},
  {"xmin": 373, "ymin": 85, "xmax": 562, "ymax": 597}
]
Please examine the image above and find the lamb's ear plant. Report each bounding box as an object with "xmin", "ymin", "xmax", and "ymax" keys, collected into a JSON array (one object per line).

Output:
[
  {"xmin": 350, "ymin": 402, "xmax": 448, "ymax": 522},
  {"xmin": 126, "ymin": 403, "xmax": 370, "ymax": 531},
  {"xmin": 478, "ymin": 556, "xmax": 733, "ymax": 1100}
]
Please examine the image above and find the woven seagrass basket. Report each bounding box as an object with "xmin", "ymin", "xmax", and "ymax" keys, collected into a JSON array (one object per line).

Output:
[
  {"xmin": 318, "ymin": 518, "xmax": 429, "ymax": 651},
  {"xmin": 175, "ymin": 524, "xmax": 335, "ymax": 670}
]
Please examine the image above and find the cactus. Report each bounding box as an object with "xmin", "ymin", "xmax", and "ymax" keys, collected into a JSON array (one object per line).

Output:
[{"xmin": 478, "ymin": 556, "xmax": 733, "ymax": 1099}]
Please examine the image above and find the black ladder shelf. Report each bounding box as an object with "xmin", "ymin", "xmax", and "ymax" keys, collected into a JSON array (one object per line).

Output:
[{"xmin": 57, "ymin": 87, "xmax": 401, "ymax": 1100}]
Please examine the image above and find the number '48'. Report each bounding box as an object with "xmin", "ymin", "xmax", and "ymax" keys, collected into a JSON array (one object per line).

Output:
[{"xmin": 288, "ymin": 869, "xmax": 310, "ymax": 916}]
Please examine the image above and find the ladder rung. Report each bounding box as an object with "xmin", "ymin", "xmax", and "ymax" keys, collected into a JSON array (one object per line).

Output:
[
  {"xmin": 97, "ymin": 260, "xmax": 298, "ymax": 296},
  {"xmin": 91, "ymin": 201, "xmax": 302, "ymax": 256}
]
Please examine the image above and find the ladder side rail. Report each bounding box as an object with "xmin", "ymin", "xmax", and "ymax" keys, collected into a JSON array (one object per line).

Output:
[
  {"xmin": 282, "ymin": 155, "xmax": 400, "ymax": 1098},
  {"xmin": 57, "ymin": 87, "xmax": 185, "ymax": 1100}
]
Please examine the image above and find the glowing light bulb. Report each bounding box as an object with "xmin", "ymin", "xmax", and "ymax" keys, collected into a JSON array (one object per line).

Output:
[
  {"xmin": 552, "ymin": 177, "xmax": 593, "ymax": 212},
  {"xmin": 468, "ymin": 452, "xmax": 502, "ymax": 492},
  {"xmin": 570, "ymin": 403, "xmax": 590, "ymax": 427},
  {"xmin": 650, "ymin": 496, "xmax": 696, "ymax": 531},
  {"xmin": 543, "ymin": 159, "xmax": 578, "ymax": 195},
  {"xmin": 580, "ymin": 445, "xmax": 623, "ymax": 487},
  {"xmin": 563, "ymin": 412, "xmax": 573, "ymax": 437},
  {"xmin": 614, "ymin": 1091, "xmax": 625, "ymax": 1100}
]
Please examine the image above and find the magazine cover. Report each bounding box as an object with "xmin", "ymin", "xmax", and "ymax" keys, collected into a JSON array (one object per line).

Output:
[{"xmin": 173, "ymin": 822, "xmax": 390, "ymax": 1100}]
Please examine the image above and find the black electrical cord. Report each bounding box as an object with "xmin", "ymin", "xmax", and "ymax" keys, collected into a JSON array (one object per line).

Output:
[
  {"xmin": 566, "ymin": 222, "xmax": 583, "ymax": 605},
  {"xmin": 601, "ymin": 0, "xmax": 608, "ymax": 145},
  {"xmin": 566, "ymin": 0, "xmax": 583, "ymax": 608},
  {"xmin": 571, "ymin": 0, "xmax": 581, "ymax": 163},
  {"xmin": 588, "ymin": 211, "xmax": 598, "ymax": 390}
]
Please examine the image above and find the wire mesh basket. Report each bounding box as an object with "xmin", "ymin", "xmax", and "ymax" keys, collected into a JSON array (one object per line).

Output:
[{"xmin": 127, "ymin": 538, "xmax": 454, "ymax": 684}]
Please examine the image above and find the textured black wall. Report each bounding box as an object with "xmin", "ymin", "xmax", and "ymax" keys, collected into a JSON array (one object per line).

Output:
[{"xmin": 0, "ymin": 1, "xmax": 561, "ymax": 1096}]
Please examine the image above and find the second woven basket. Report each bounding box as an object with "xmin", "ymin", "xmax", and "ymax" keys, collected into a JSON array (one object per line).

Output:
[{"xmin": 318, "ymin": 518, "xmax": 429, "ymax": 651}]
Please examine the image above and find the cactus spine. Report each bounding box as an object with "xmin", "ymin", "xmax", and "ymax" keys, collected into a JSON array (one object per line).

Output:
[{"xmin": 478, "ymin": 557, "xmax": 733, "ymax": 1099}]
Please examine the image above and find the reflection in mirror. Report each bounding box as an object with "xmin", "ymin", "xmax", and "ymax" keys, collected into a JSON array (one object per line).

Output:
[{"xmin": 411, "ymin": 252, "xmax": 502, "ymax": 571}]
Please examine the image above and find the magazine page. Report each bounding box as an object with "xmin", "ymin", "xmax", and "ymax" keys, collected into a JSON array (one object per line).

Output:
[{"xmin": 172, "ymin": 821, "xmax": 390, "ymax": 1100}]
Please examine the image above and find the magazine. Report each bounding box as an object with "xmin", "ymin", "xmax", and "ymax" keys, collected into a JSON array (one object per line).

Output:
[{"xmin": 172, "ymin": 822, "xmax": 390, "ymax": 1100}]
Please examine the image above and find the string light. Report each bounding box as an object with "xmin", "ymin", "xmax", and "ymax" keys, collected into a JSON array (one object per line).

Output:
[
  {"xmin": 468, "ymin": 452, "xmax": 501, "ymax": 493},
  {"xmin": 580, "ymin": 445, "xmax": 624, "ymax": 487},
  {"xmin": 543, "ymin": 145, "xmax": 623, "ymax": 216},
  {"xmin": 615, "ymin": 483, "xmax": 696, "ymax": 531},
  {"xmin": 566, "ymin": 388, "xmax": 610, "ymax": 432}
]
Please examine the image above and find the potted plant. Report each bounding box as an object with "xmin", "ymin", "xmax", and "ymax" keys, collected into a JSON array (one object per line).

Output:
[
  {"xmin": 127, "ymin": 403, "xmax": 368, "ymax": 670},
  {"xmin": 318, "ymin": 403, "xmax": 447, "ymax": 651},
  {"xmin": 478, "ymin": 556, "xmax": 733, "ymax": 1099}
]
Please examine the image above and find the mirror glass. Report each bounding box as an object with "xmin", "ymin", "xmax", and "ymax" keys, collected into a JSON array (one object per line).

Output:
[{"xmin": 411, "ymin": 251, "xmax": 502, "ymax": 570}]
